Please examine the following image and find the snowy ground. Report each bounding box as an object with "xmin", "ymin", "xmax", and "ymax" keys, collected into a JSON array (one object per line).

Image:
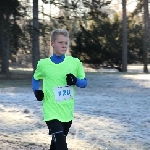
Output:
[{"xmin": 0, "ymin": 66, "xmax": 150, "ymax": 150}]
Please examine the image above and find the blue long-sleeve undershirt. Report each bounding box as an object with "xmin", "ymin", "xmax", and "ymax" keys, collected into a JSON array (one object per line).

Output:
[{"xmin": 32, "ymin": 54, "xmax": 87, "ymax": 92}]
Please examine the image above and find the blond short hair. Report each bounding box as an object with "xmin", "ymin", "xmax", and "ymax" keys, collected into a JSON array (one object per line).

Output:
[{"xmin": 50, "ymin": 29, "xmax": 69, "ymax": 41}]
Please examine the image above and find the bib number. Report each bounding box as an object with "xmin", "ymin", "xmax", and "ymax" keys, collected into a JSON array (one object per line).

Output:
[{"xmin": 53, "ymin": 86, "xmax": 73, "ymax": 102}]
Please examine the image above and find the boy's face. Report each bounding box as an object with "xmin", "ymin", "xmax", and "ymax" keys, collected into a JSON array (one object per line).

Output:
[{"xmin": 51, "ymin": 34, "xmax": 69, "ymax": 56}]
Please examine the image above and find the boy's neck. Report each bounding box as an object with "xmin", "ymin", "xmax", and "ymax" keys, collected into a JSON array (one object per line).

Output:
[
  {"xmin": 50, "ymin": 53, "xmax": 65, "ymax": 63},
  {"xmin": 53, "ymin": 53, "xmax": 65, "ymax": 57}
]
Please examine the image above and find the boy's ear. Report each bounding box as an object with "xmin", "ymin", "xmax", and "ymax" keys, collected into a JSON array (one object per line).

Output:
[{"xmin": 51, "ymin": 41, "xmax": 54, "ymax": 47}]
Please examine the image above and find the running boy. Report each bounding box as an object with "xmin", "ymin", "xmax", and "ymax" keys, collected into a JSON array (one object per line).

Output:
[{"xmin": 32, "ymin": 29, "xmax": 87, "ymax": 150}]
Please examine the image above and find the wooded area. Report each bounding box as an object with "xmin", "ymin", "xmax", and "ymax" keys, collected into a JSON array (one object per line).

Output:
[{"xmin": 0, "ymin": 0, "xmax": 150, "ymax": 78}]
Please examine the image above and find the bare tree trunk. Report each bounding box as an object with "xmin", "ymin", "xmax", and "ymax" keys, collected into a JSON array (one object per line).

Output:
[
  {"xmin": 122, "ymin": 0, "xmax": 127, "ymax": 72},
  {"xmin": 0, "ymin": 13, "xmax": 4, "ymax": 73},
  {"xmin": 1, "ymin": 13, "xmax": 10, "ymax": 78},
  {"xmin": 3, "ymin": 33, "xmax": 10, "ymax": 78},
  {"xmin": 0, "ymin": 13, "xmax": 9, "ymax": 77},
  {"xmin": 143, "ymin": 0, "xmax": 149, "ymax": 73},
  {"xmin": 32, "ymin": 0, "xmax": 39, "ymax": 71},
  {"xmin": 148, "ymin": 2, "xmax": 150, "ymax": 53}
]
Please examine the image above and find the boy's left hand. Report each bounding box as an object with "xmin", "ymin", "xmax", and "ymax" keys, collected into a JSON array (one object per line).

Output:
[{"xmin": 66, "ymin": 73, "xmax": 77, "ymax": 85}]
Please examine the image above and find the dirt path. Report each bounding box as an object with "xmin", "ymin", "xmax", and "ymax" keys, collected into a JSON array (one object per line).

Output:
[{"xmin": 0, "ymin": 73, "xmax": 150, "ymax": 150}]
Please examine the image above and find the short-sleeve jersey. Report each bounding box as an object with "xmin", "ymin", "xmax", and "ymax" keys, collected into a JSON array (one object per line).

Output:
[{"xmin": 33, "ymin": 56, "xmax": 85, "ymax": 122}]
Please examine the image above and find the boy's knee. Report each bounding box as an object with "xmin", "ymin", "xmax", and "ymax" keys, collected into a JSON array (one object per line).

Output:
[
  {"xmin": 62, "ymin": 120, "xmax": 72, "ymax": 136},
  {"xmin": 52, "ymin": 131, "xmax": 68, "ymax": 150}
]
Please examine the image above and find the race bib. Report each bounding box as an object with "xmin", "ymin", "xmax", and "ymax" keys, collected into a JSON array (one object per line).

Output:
[{"xmin": 53, "ymin": 86, "xmax": 73, "ymax": 102}]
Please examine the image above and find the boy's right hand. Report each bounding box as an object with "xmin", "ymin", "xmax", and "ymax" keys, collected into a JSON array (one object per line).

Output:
[{"xmin": 34, "ymin": 90, "xmax": 44, "ymax": 101}]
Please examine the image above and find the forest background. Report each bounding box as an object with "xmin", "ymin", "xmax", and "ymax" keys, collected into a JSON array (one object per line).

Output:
[{"xmin": 0, "ymin": 0, "xmax": 150, "ymax": 78}]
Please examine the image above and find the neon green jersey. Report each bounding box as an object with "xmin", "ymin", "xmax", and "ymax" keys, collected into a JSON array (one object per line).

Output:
[{"xmin": 33, "ymin": 56, "xmax": 85, "ymax": 122}]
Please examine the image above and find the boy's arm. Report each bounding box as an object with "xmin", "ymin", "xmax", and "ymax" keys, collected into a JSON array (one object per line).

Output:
[
  {"xmin": 76, "ymin": 59, "xmax": 87, "ymax": 88},
  {"xmin": 32, "ymin": 60, "xmax": 43, "ymax": 92},
  {"xmin": 32, "ymin": 76, "xmax": 40, "ymax": 92},
  {"xmin": 33, "ymin": 60, "xmax": 44, "ymax": 80},
  {"xmin": 76, "ymin": 78, "xmax": 87, "ymax": 88},
  {"xmin": 32, "ymin": 60, "xmax": 44, "ymax": 101}
]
